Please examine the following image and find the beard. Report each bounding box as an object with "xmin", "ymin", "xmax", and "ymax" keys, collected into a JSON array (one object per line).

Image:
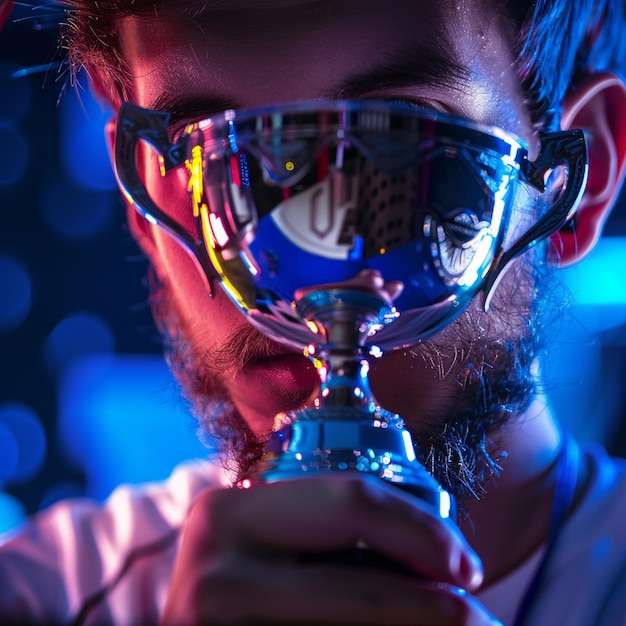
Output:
[{"xmin": 147, "ymin": 242, "xmax": 563, "ymax": 506}]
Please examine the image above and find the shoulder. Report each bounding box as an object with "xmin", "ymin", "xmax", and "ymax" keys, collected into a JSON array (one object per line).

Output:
[
  {"xmin": 530, "ymin": 444, "xmax": 626, "ymax": 625},
  {"xmin": 0, "ymin": 459, "xmax": 230, "ymax": 624}
]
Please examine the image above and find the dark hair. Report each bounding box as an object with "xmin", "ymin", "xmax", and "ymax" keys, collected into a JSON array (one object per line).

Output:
[
  {"xmin": 515, "ymin": 0, "xmax": 626, "ymax": 127},
  {"xmin": 58, "ymin": 0, "xmax": 626, "ymax": 127}
]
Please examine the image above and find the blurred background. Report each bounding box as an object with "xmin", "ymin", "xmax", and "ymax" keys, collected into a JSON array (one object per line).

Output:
[{"xmin": 1, "ymin": 3, "xmax": 626, "ymax": 534}]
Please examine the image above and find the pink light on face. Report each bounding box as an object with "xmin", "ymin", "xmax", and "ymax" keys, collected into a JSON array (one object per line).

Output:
[{"xmin": 209, "ymin": 213, "xmax": 230, "ymax": 247}]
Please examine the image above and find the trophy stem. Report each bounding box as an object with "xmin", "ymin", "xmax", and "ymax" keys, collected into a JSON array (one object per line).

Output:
[{"xmin": 247, "ymin": 288, "xmax": 454, "ymax": 519}]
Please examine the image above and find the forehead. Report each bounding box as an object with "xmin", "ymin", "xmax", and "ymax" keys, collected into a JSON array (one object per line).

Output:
[{"xmin": 117, "ymin": 0, "xmax": 530, "ymax": 139}]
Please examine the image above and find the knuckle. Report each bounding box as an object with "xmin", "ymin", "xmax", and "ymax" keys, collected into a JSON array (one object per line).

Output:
[
  {"xmin": 327, "ymin": 473, "xmax": 382, "ymax": 514},
  {"xmin": 184, "ymin": 486, "xmax": 239, "ymax": 545},
  {"xmin": 427, "ymin": 518, "xmax": 459, "ymax": 558}
]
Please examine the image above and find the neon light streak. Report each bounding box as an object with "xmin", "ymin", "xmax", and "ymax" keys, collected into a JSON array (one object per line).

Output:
[{"xmin": 209, "ymin": 213, "xmax": 230, "ymax": 247}]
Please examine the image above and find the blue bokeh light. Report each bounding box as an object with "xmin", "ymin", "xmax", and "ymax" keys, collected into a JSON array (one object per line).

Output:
[
  {"xmin": 59, "ymin": 82, "xmax": 116, "ymax": 191},
  {"xmin": 0, "ymin": 403, "xmax": 47, "ymax": 483},
  {"xmin": 0, "ymin": 126, "xmax": 29, "ymax": 188},
  {"xmin": 561, "ymin": 236, "xmax": 626, "ymax": 332},
  {"xmin": 39, "ymin": 481, "xmax": 84, "ymax": 511},
  {"xmin": 42, "ymin": 312, "xmax": 116, "ymax": 376},
  {"xmin": 58, "ymin": 354, "xmax": 207, "ymax": 500},
  {"xmin": 0, "ymin": 421, "xmax": 18, "ymax": 487},
  {"xmin": 0, "ymin": 492, "xmax": 26, "ymax": 537},
  {"xmin": 39, "ymin": 177, "xmax": 113, "ymax": 239},
  {"xmin": 0, "ymin": 63, "xmax": 32, "ymax": 124},
  {"xmin": 0, "ymin": 254, "xmax": 32, "ymax": 333}
]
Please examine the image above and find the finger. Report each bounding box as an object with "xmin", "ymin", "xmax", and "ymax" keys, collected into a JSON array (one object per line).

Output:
[
  {"xmin": 190, "ymin": 476, "xmax": 483, "ymax": 589},
  {"xmin": 197, "ymin": 558, "xmax": 500, "ymax": 626}
]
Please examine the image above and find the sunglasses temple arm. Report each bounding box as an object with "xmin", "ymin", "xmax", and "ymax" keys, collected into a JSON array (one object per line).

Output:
[
  {"xmin": 114, "ymin": 103, "xmax": 217, "ymax": 295},
  {"xmin": 482, "ymin": 129, "xmax": 588, "ymax": 310}
]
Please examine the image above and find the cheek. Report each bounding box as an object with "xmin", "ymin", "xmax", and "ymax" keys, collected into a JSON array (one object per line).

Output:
[{"xmin": 154, "ymin": 230, "xmax": 250, "ymax": 352}]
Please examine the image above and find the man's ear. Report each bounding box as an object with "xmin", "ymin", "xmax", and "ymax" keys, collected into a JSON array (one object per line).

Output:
[
  {"xmin": 549, "ymin": 73, "xmax": 626, "ymax": 267},
  {"xmin": 105, "ymin": 117, "xmax": 163, "ymax": 269}
]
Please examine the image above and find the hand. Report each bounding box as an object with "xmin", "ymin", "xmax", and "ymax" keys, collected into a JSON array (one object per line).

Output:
[{"xmin": 161, "ymin": 474, "xmax": 500, "ymax": 625}]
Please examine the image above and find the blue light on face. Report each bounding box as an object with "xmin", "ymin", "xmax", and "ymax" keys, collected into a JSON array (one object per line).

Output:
[{"xmin": 0, "ymin": 255, "xmax": 32, "ymax": 333}]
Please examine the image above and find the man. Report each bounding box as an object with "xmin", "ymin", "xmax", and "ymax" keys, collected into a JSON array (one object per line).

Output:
[{"xmin": 2, "ymin": 0, "xmax": 626, "ymax": 624}]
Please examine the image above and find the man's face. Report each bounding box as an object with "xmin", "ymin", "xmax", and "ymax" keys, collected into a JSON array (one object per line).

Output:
[{"xmin": 114, "ymin": 0, "xmax": 546, "ymax": 491}]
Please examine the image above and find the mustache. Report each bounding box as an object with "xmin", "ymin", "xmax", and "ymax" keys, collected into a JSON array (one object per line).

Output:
[{"xmin": 202, "ymin": 323, "xmax": 293, "ymax": 372}]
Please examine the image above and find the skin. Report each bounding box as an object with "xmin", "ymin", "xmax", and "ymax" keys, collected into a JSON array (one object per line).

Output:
[{"xmin": 96, "ymin": 0, "xmax": 625, "ymax": 623}]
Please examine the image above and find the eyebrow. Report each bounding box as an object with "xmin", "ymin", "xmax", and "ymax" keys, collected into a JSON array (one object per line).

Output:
[
  {"xmin": 145, "ymin": 44, "xmax": 470, "ymax": 119},
  {"xmin": 147, "ymin": 93, "xmax": 242, "ymax": 122},
  {"xmin": 325, "ymin": 44, "xmax": 471, "ymax": 100}
]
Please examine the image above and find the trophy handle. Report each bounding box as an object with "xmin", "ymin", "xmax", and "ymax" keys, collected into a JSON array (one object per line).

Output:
[
  {"xmin": 482, "ymin": 129, "xmax": 588, "ymax": 309},
  {"xmin": 114, "ymin": 102, "xmax": 218, "ymax": 295}
]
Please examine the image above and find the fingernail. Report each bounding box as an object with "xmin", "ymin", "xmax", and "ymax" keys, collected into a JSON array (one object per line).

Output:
[{"xmin": 460, "ymin": 551, "xmax": 484, "ymax": 589}]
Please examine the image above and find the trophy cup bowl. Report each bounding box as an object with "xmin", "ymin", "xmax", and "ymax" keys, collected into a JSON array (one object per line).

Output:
[{"xmin": 115, "ymin": 100, "xmax": 588, "ymax": 520}]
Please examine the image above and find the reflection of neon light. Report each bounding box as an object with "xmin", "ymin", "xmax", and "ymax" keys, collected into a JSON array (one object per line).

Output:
[
  {"xmin": 401, "ymin": 430, "xmax": 416, "ymax": 462},
  {"xmin": 200, "ymin": 204, "xmax": 216, "ymax": 248},
  {"xmin": 188, "ymin": 145, "xmax": 204, "ymax": 218},
  {"xmin": 209, "ymin": 213, "xmax": 230, "ymax": 247},
  {"xmin": 439, "ymin": 491, "xmax": 452, "ymax": 519},
  {"xmin": 489, "ymin": 176, "xmax": 509, "ymax": 238},
  {"xmin": 306, "ymin": 321, "xmax": 319, "ymax": 334},
  {"xmin": 230, "ymin": 156, "xmax": 241, "ymax": 186},
  {"xmin": 359, "ymin": 361, "xmax": 370, "ymax": 378},
  {"xmin": 368, "ymin": 345, "xmax": 383, "ymax": 359},
  {"xmin": 239, "ymin": 250, "xmax": 258, "ymax": 276},
  {"xmin": 349, "ymin": 237, "xmax": 364, "ymax": 261},
  {"xmin": 457, "ymin": 235, "xmax": 492, "ymax": 287},
  {"xmin": 228, "ymin": 120, "xmax": 238, "ymax": 154},
  {"xmin": 199, "ymin": 204, "xmax": 246, "ymax": 308},
  {"xmin": 158, "ymin": 155, "xmax": 166, "ymax": 177},
  {"xmin": 457, "ymin": 175, "xmax": 509, "ymax": 287}
]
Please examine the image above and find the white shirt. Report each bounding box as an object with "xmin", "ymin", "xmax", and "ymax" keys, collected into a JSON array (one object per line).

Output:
[{"xmin": 1, "ymin": 445, "xmax": 625, "ymax": 625}]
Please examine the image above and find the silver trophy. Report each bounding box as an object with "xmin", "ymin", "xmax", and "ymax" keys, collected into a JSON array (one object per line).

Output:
[{"xmin": 115, "ymin": 100, "xmax": 588, "ymax": 519}]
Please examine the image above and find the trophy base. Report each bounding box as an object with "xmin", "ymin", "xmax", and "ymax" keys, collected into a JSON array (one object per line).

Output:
[{"xmin": 247, "ymin": 407, "xmax": 454, "ymax": 520}]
